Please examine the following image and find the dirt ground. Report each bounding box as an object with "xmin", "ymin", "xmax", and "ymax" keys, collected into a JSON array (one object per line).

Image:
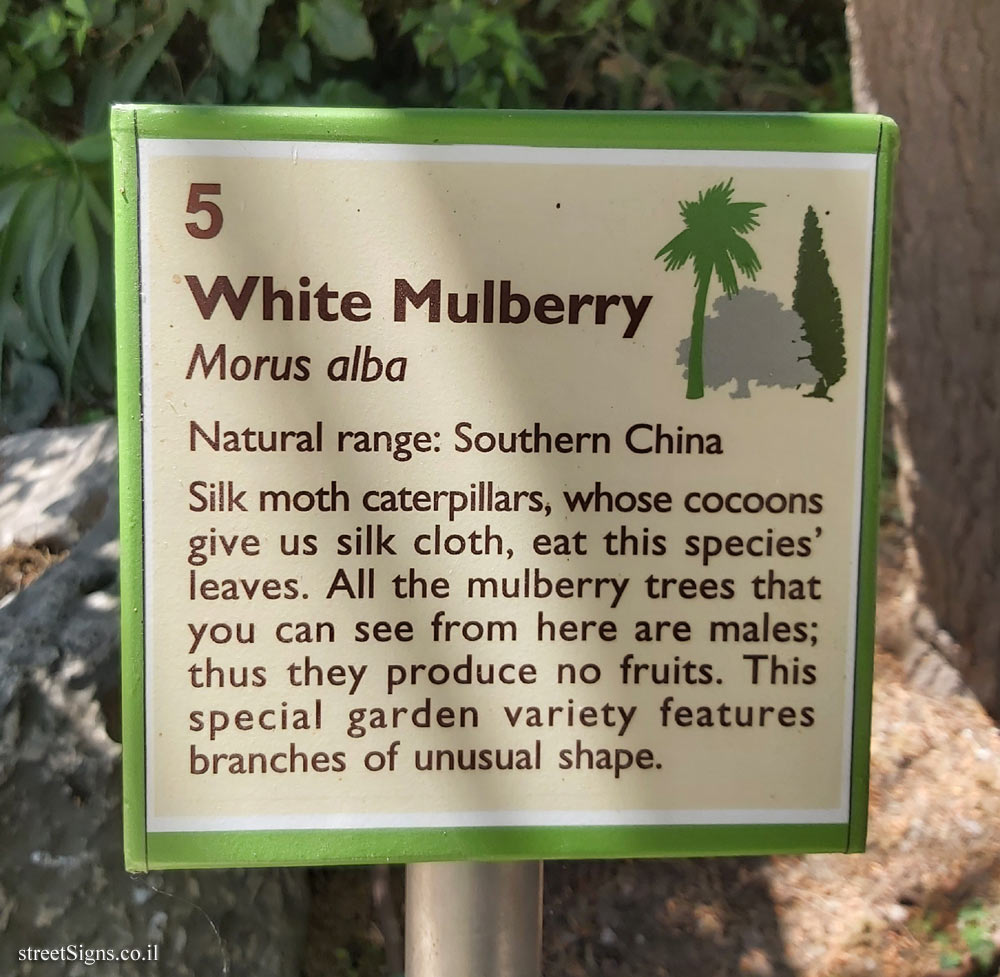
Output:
[
  {"xmin": 9, "ymin": 510, "xmax": 1000, "ymax": 977},
  {"xmin": 305, "ymin": 515, "xmax": 1000, "ymax": 977},
  {"xmin": 0, "ymin": 542, "xmax": 65, "ymax": 602},
  {"xmin": 305, "ymin": 642, "xmax": 1000, "ymax": 977}
]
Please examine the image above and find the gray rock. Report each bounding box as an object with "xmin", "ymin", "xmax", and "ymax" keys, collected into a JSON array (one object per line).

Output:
[
  {"xmin": 0, "ymin": 420, "xmax": 117, "ymax": 551},
  {"xmin": 0, "ymin": 422, "xmax": 309, "ymax": 976}
]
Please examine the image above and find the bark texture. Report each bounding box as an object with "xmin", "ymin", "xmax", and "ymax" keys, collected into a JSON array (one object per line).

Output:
[{"xmin": 846, "ymin": 0, "xmax": 1000, "ymax": 709}]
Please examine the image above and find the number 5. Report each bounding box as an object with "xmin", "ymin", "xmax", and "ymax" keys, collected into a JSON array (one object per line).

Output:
[{"xmin": 185, "ymin": 183, "xmax": 223, "ymax": 239}]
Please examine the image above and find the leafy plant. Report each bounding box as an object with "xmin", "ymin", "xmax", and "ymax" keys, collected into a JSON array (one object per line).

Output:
[
  {"xmin": 937, "ymin": 903, "xmax": 997, "ymax": 972},
  {"xmin": 917, "ymin": 903, "xmax": 998, "ymax": 974},
  {"xmin": 400, "ymin": 0, "xmax": 544, "ymax": 108},
  {"xmin": 0, "ymin": 0, "xmax": 852, "ymax": 426},
  {"xmin": 518, "ymin": 0, "xmax": 852, "ymax": 112},
  {"xmin": 0, "ymin": 112, "xmax": 112, "ymax": 426},
  {"xmin": 0, "ymin": 0, "xmax": 193, "ymax": 426},
  {"xmin": 1, "ymin": 0, "xmax": 99, "ymax": 126},
  {"xmin": 175, "ymin": 0, "xmax": 378, "ymax": 108}
]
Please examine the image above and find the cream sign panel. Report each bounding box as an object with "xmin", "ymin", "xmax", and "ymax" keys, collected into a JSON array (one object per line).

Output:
[{"xmin": 115, "ymin": 108, "xmax": 896, "ymax": 869}]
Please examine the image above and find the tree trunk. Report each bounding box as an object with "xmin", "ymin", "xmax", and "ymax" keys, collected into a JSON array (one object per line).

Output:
[
  {"xmin": 846, "ymin": 0, "xmax": 1000, "ymax": 710},
  {"xmin": 686, "ymin": 272, "xmax": 711, "ymax": 399}
]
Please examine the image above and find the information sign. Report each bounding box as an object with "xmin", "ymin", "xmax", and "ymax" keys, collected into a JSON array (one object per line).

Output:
[{"xmin": 112, "ymin": 107, "xmax": 897, "ymax": 870}]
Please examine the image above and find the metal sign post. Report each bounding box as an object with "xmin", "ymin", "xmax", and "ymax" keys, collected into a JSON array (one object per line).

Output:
[{"xmin": 406, "ymin": 862, "xmax": 543, "ymax": 977}]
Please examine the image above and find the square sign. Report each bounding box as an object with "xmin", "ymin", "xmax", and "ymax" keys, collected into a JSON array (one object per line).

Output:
[{"xmin": 112, "ymin": 106, "xmax": 897, "ymax": 871}]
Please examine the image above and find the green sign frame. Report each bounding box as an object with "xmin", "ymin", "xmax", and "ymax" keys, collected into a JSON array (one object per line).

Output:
[{"xmin": 113, "ymin": 105, "xmax": 897, "ymax": 872}]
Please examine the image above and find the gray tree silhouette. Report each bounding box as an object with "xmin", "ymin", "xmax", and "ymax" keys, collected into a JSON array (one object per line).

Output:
[{"xmin": 676, "ymin": 289, "xmax": 819, "ymax": 398}]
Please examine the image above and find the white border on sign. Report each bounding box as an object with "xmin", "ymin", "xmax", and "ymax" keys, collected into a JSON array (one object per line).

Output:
[
  {"xmin": 148, "ymin": 806, "xmax": 847, "ymax": 833},
  {"xmin": 138, "ymin": 139, "xmax": 877, "ymax": 835}
]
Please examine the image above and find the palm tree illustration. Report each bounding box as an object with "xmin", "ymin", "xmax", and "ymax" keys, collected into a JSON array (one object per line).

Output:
[{"xmin": 655, "ymin": 179, "xmax": 765, "ymax": 399}]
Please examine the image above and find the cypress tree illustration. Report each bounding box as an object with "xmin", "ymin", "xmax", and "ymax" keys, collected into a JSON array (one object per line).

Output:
[{"xmin": 793, "ymin": 206, "xmax": 845, "ymax": 400}]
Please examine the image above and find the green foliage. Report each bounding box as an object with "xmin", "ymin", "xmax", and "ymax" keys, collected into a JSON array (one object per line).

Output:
[
  {"xmin": 957, "ymin": 903, "xmax": 997, "ymax": 971},
  {"xmin": 0, "ymin": 0, "xmax": 853, "ymax": 140},
  {"xmin": 1, "ymin": 0, "xmax": 96, "ymax": 124},
  {"xmin": 793, "ymin": 205, "xmax": 845, "ymax": 401},
  {"xmin": 936, "ymin": 903, "xmax": 997, "ymax": 973},
  {"xmin": 302, "ymin": 0, "xmax": 374, "ymax": 62},
  {"xmin": 0, "ymin": 0, "xmax": 852, "ymax": 426},
  {"xmin": 911, "ymin": 903, "xmax": 998, "ymax": 975},
  {"xmin": 1, "ymin": 1, "xmax": 189, "ymax": 137},
  {"xmin": 521, "ymin": 0, "xmax": 851, "ymax": 112},
  {"xmin": 0, "ymin": 1, "xmax": 192, "ymax": 425},
  {"xmin": 400, "ymin": 0, "xmax": 544, "ymax": 108},
  {"xmin": 0, "ymin": 111, "xmax": 113, "ymax": 427}
]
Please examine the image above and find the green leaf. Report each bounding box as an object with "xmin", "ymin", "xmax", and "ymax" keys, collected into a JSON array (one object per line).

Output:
[
  {"xmin": 209, "ymin": 0, "xmax": 272, "ymax": 76},
  {"xmin": 316, "ymin": 78, "xmax": 383, "ymax": 107},
  {"xmin": 0, "ymin": 181, "xmax": 55, "ymax": 300},
  {"xmin": 68, "ymin": 131, "xmax": 110, "ymax": 165},
  {"xmin": 111, "ymin": 0, "xmax": 186, "ymax": 104},
  {"xmin": 522, "ymin": 59, "xmax": 545, "ymax": 88},
  {"xmin": 40, "ymin": 233, "xmax": 74, "ymax": 367},
  {"xmin": 21, "ymin": 8, "xmax": 67, "ymax": 52},
  {"xmin": 1, "ymin": 298, "xmax": 45, "ymax": 362},
  {"xmin": 2, "ymin": 354, "xmax": 60, "ymax": 432},
  {"xmin": 412, "ymin": 30, "xmax": 439, "ymax": 65},
  {"xmin": 187, "ymin": 74, "xmax": 221, "ymax": 103},
  {"xmin": 957, "ymin": 904, "xmax": 985, "ymax": 924},
  {"xmin": 65, "ymin": 200, "xmax": 99, "ymax": 374},
  {"xmin": 297, "ymin": 0, "xmax": 313, "ymax": 36},
  {"xmin": 65, "ymin": 0, "xmax": 90, "ymax": 19},
  {"xmin": 5, "ymin": 63, "xmax": 34, "ymax": 113},
  {"xmin": 0, "ymin": 181, "xmax": 27, "ymax": 232},
  {"xmin": 0, "ymin": 113, "xmax": 57, "ymax": 174},
  {"xmin": 398, "ymin": 8, "xmax": 421, "ymax": 34},
  {"xmin": 283, "ymin": 39, "xmax": 311, "ymax": 81},
  {"xmin": 577, "ymin": 0, "xmax": 611, "ymax": 31},
  {"xmin": 972, "ymin": 941, "xmax": 995, "ymax": 968},
  {"xmin": 447, "ymin": 25, "xmax": 489, "ymax": 66},
  {"xmin": 82, "ymin": 63, "xmax": 114, "ymax": 133},
  {"xmin": 40, "ymin": 70, "xmax": 74, "ymax": 107},
  {"xmin": 253, "ymin": 60, "xmax": 290, "ymax": 101},
  {"xmin": 488, "ymin": 15, "xmax": 520, "ymax": 48},
  {"xmin": 627, "ymin": 0, "xmax": 656, "ymax": 30},
  {"xmin": 306, "ymin": 0, "xmax": 374, "ymax": 61},
  {"xmin": 24, "ymin": 184, "xmax": 72, "ymax": 363},
  {"xmin": 939, "ymin": 949, "xmax": 962, "ymax": 970},
  {"xmin": 89, "ymin": 0, "xmax": 116, "ymax": 29},
  {"xmin": 82, "ymin": 179, "xmax": 112, "ymax": 235},
  {"xmin": 224, "ymin": 71, "xmax": 251, "ymax": 101},
  {"xmin": 666, "ymin": 56, "xmax": 705, "ymax": 98},
  {"xmin": 500, "ymin": 49, "xmax": 519, "ymax": 87}
]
